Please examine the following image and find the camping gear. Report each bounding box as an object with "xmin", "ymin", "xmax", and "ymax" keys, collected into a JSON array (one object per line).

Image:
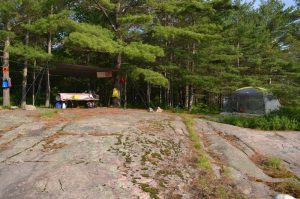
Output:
[
  {"xmin": 222, "ymin": 87, "xmax": 281, "ymax": 114},
  {"xmin": 55, "ymin": 92, "xmax": 99, "ymax": 109}
]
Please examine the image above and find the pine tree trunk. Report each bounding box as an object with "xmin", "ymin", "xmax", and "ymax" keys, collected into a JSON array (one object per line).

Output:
[
  {"xmin": 164, "ymin": 72, "xmax": 168, "ymax": 106},
  {"xmin": 159, "ymin": 86, "xmax": 162, "ymax": 105},
  {"xmin": 2, "ymin": 24, "xmax": 11, "ymax": 107},
  {"xmin": 21, "ymin": 27, "xmax": 30, "ymax": 108},
  {"xmin": 124, "ymin": 73, "xmax": 127, "ymax": 109},
  {"xmin": 169, "ymin": 75, "xmax": 173, "ymax": 107},
  {"xmin": 45, "ymin": 6, "xmax": 53, "ymax": 108},
  {"xmin": 147, "ymin": 82, "xmax": 151, "ymax": 108},
  {"xmin": 21, "ymin": 60, "xmax": 28, "ymax": 108},
  {"xmin": 237, "ymin": 41, "xmax": 240, "ymax": 67},
  {"xmin": 185, "ymin": 85, "xmax": 189, "ymax": 108},
  {"xmin": 45, "ymin": 32, "xmax": 51, "ymax": 108},
  {"xmin": 32, "ymin": 60, "xmax": 36, "ymax": 106},
  {"xmin": 188, "ymin": 85, "xmax": 194, "ymax": 112}
]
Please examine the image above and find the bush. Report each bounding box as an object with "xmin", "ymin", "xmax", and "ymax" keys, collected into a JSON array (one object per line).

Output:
[
  {"xmin": 220, "ymin": 107, "xmax": 300, "ymax": 131},
  {"xmin": 191, "ymin": 103, "xmax": 220, "ymax": 114}
]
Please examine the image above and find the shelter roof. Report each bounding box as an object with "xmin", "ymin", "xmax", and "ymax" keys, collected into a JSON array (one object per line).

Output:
[{"xmin": 50, "ymin": 63, "xmax": 118, "ymax": 78}]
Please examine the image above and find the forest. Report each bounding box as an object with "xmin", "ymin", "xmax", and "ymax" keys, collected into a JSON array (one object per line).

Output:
[{"xmin": 0, "ymin": 0, "xmax": 299, "ymax": 112}]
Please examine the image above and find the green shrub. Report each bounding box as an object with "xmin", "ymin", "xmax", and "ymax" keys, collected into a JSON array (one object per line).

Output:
[
  {"xmin": 270, "ymin": 116, "xmax": 282, "ymax": 130},
  {"xmin": 220, "ymin": 108, "xmax": 300, "ymax": 131},
  {"xmin": 264, "ymin": 157, "xmax": 282, "ymax": 170},
  {"xmin": 254, "ymin": 117, "xmax": 270, "ymax": 130},
  {"xmin": 191, "ymin": 103, "xmax": 220, "ymax": 114}
]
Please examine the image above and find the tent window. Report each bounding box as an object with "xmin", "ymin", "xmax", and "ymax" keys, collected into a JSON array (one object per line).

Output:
[{"xmin": 266, "ymin": 94, "xmax": 275, "ymax": 100}]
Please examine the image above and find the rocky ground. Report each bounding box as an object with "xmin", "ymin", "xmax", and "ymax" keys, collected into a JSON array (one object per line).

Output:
[
  {"xmin": 0, "ymin": 108, "xmax": 198, "ymax": 199},
  {"xmin": 194, "ymin": 119, "xmax": 300, "ymax": 198},
  {"xmin": 0, "ymin": 108, "xmax": 299, "ymax": 199}
]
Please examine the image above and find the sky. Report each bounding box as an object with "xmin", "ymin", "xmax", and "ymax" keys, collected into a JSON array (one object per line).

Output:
[{"xmin": 253, "ymin": 0, "xmax": 296, "ymax": 8}]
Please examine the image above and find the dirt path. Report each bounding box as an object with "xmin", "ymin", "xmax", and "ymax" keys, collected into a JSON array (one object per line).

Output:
[
  {"xmin": 0, "ymin": 109, "xmax": 198, "ymax": 199},
  {"xmin": 194, "ymin": 118, "xmax": 300, "ymax": 198}
]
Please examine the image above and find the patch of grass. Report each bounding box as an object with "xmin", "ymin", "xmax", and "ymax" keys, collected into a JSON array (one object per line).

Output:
[
  {"xmin": 182, "ymin": 114, "xmax": 212, "ymax": 171},
  {"xmin": 2, "ymin": 105, "xmax": 11, "ymax": 109},
  {"xmin": 169, "ymin": 103, "xmax": 219, "ymax": 114},
  {"xmin": 252, "ymin": 154, "xmax": 295, "ymax": 178},
  {"xmin": 217, "ymin": 186, "xmax": 229, "ymax": 199},
  {"xmin": 181, "ymin": 114, "xmax": 246, "ymax": 199},
  {"xmin": 139, "ymin": 183, "xmax": 159, "ymax": 199},
  {"xmin": 141, "ymin": 173, "xmax": 150, "ymax": 178},
  {"xmin": 266, "ymin": 181, "xmax": 300, "ymax": 198},
  {"xmin": 264, "ymin": 157, "xmax": 282, "ymax": 170},
  {"xmin": 40, "ymin": 109, "xmax": 59, "ymax": 118}
]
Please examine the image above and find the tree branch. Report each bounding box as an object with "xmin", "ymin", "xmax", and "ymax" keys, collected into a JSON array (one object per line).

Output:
[{"xmin": 90, "ymin": 0, "xmax": 117, "ymax": 32}]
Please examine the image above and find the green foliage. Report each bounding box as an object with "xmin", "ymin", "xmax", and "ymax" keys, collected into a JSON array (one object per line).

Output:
[
  {"xmin": 274, "ymin": 107, "xmax": 300, "ymax": 122},
  {"xmin": 64, "ymin": 32, "xmax": 120, "ymax": 53},
  {"xmin": 131, "ymin": 67, "xmax": 169, "ymax": 88},
  {"xmin": 220, "ymin": 108, "xmax": 300, "ymax": 131},
  {"xmin": 73, "ymin": 23, "xmax": 114, "ymax": 39},
  {"xmin": 0, "ymin": 30, "xmax": 15, "ymax": 40},
  {"xmin": 191, "ymin": 103, "xmax": 220, "ymax": 114},
  {"xmin": 9, "ymin": 43, "xmax": 52, "ymax": 61},
  {"xmin": 94, "ymin": 0, "xmax": 116, "ymax": 10},
  {"xmin": 123, "ymin": 42, "xmax": 164, "ymax": 62},
  {"xmin": 147, "ymin": 0, "xmax": 180, "ymax": 13},
  {"xmin": 153, "ymin": 25, "xmax": 205, "ymax": 41},
  {"xmin": 0, "ymin": 0, "xmax": 21, "ymax": 21},
  {"xmin": 24, "ymin": 10, "xmax": 72, "ymax": 34},
  {"xmin": 119, "ymin": 14, "xmax": 153, "ymax": 24},
  {"xmin": 1, "ymin": 0, "xmax": 299, "ymax": 111},
  {"xmin": 63, "ymin": 22, "xmax": 121, "ymax": 53}
]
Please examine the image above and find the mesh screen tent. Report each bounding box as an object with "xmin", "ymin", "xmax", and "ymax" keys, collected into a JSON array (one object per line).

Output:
[{"xmin": 222, "ymin": 87, "xmax": 280, "ymax": 114}]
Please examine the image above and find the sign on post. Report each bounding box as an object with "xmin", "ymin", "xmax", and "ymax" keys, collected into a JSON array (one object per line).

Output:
[{"xmin": 97, "ymin": 72, "xmax": 112, "ymax": 78}]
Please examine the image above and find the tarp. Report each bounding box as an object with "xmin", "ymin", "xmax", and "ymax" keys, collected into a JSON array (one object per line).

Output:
[{"xmin": 56, "ymin": 93, "xmax": 97, "ymax": 101}]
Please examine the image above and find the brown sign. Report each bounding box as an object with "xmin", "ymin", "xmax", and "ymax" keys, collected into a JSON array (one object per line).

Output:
[{"xmin": 97, "ymin": 71, "xmax": 112, "ymax": 78}]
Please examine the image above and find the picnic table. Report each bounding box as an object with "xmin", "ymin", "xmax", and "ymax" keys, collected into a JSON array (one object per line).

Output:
[{"xmin": 55, "ymin": 93, "xmax": 99, "ymax": 108}]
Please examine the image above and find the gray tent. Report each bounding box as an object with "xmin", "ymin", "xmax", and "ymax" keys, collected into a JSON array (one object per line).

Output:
[{"xmin": 222, "ymin": 87, "xmax": 281, "ymax": 114}]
